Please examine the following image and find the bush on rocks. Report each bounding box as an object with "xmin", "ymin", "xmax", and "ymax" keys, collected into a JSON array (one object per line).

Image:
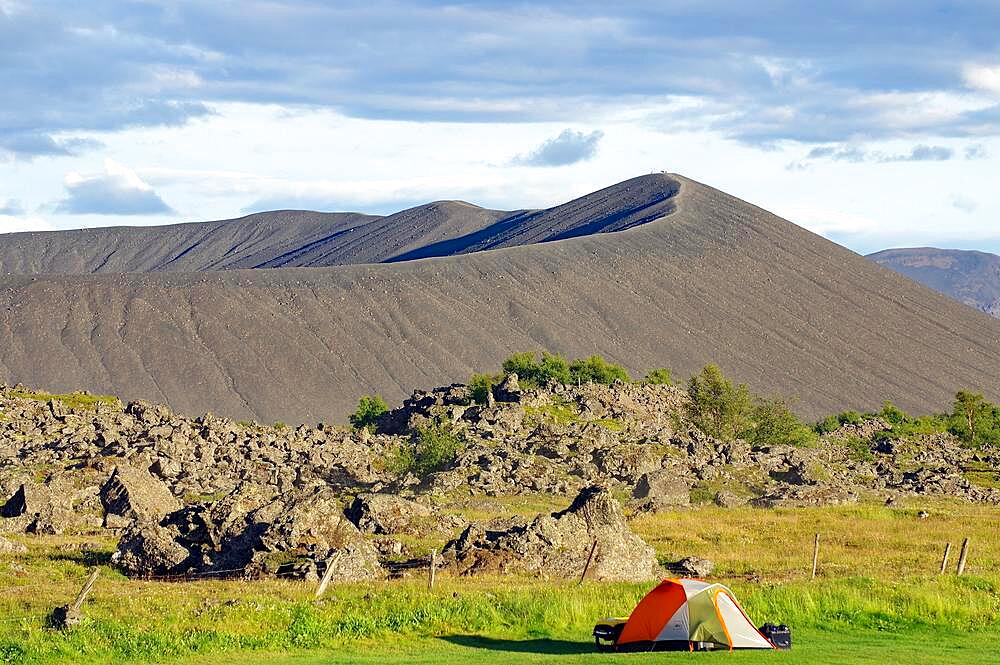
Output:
[
  {"xmin": 388, "ymin": 423, "xmax": 464, "ymax": 477},
  {"xmin": 350, "ymin": 395, "xmax": 389, "ymax": 432}
]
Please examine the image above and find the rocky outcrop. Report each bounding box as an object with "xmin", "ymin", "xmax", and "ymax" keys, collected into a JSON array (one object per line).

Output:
[
  {"xmin": 0, "ymin": 480, "xmax": 78, "ymax": 534},
  {"xmin": 100, "ymin": 465, "xmax": 181, "ymax": 529},
  {"xmin": 2, "ymin": 377, "xmax": 998, "ymax": 567},
  {"xmin": 443, "ymin": 486, "xmax": 661, "ymax": 582},
  {"xmin": 344, "ymin": 493, "xmax": 466, "ymax": 539},
  {"xmin": 114, "ymin": 523, "xmax": 192, "ymax": 576},
  {"xmin": 111, "ymin": 485, "xmax": 383, "ymax": 581},
  {"xmin": 669, "ymin": 556, "xmax": 714, "ymax": 578},
  {"xmin": 632, "ymin": 470, "xmax": 692, "ymax": 511}
]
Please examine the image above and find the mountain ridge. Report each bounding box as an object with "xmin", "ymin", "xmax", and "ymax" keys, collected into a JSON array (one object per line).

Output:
[
  {"xmin": 1, "ymin": 173, "xmax": 998, "ymax": 423},
  {"xmin": 0, "ymin": 175, "xmax": 680, "ymax": 274},
  {"xmin": 868, "ymin": 247, "xmax": 1000, "ymax": 318}
]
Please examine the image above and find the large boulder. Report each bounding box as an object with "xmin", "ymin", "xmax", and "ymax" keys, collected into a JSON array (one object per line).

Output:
[
  {"xmin": 632, "ymin": 470, "xmax": 691, "ymax": 511},
  {"xmin": 345, "ymin": 493, "xmax": 436, "ymax": 535},
  {"xmin": 593, "ymin": 444, "xmax": 661, "ymax": 484},
  {"xmin": 0, "ymin": 481, "xmax": 77, "ymax": 535},
  {"xmin": 113, "ymin": 523, "xmax": 192, "ymax": 576},
  {"xmin": 494, "ymin": 374, "xmax": 522, "ymax": 402},
  {"xmin": 443, "ymin": 485, "xmax": 660, "ymax": 582},
  {"xmin": 100, "ymin": 465, "xmax": 182, "ymax": 529}
]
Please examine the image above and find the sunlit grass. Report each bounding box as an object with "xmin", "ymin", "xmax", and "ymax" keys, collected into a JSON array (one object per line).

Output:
[{"xmin": 1, "ymin": 500, "xmax": 999, "ymax": 664}]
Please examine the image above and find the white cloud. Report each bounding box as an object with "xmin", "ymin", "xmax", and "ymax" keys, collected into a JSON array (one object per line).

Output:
[
  {"xmin": 0, "ymin": 213, "xmax": 52, "ymax": 234},
  {"xmin": 778, "ymin": 206, "xmax": 882, "ymax": 236},
  {"xmin": 950, "ymin": 194, "xmax": 978, "ymax": 213},
  {"xmin": 511, "ymin": 128, "xmax": 604, "ymax": 167},
  {"xmin": 963, "ymin": 63, "xmax": 1000, "ymax": 95},
  {"xmin": 0, "ymin": 198, "xmax": 24, "ymax": 215},
  {"xmin": 853, "ymin": 90, "xmax": 992, "ymax": 131},
  {"xmin": 57, "ymin": 159, "xmax": 174, "ymax": 215}
]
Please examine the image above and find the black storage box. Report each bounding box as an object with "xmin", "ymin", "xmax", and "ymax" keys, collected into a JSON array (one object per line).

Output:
[{"xmin": 759, "ymin": 623, "xmax": 792, "ymax": 650}]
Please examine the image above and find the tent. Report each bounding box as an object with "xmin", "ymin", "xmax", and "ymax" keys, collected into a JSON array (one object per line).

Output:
[{"xmin": 593, "ymin": 578, "xmax": 776, "ymax": 652}]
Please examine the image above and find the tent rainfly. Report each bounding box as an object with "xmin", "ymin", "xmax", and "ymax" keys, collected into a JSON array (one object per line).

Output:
[{"xmin": 593, "ymin": 578, "xmax": 777, "ymax": 652}]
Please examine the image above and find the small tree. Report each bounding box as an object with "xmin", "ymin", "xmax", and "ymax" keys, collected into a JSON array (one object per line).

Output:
[
  {"xmin": 350, "ymin": 394, "xmax": 388, "ymax": 432},
  {"xmin": 643, "ymin": 368, "xmax": 674, "ymax": 385},
  {"xmin": 952, "ymin": 391, "xmax": 984, "ymax": 443},
  {"xmin": 685, "ymin": 364, "xmax": 753, "ymax": 440},
  {"xmin": 950, "ymin": 390, "xmax": 1000, "ymax": 447},
  {"xmin": 569, "ymin": 355, "xmax": 631, "ymax": 385}
]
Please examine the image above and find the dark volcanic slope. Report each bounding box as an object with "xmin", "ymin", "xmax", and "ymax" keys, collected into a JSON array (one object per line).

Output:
[
  {"xmin": 1, "ymin": 174, "xmax": 998, "ymax": 423},
  {"xmin": 0, "ymin": 211, "xmax": 378, "ymax": 274},
  {"xmin": 869, "ymin": 247, "xmax": 1000, "ymax": 318},
  {"xmin": 0, "ymin": 177, "xmax": 678, "ymax": 274}
]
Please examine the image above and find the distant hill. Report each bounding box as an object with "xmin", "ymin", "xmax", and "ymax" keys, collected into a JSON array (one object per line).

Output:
[
  {"xmin": 0, "ymin": 177, "xmax": 678, "ymax": 274},
  {"xmin": 1, "ymin": 174, "xmax": 998, "ymax": 423},
  {"xmin": 868, "ymin": 248, "xmax": 1000, "ymax": 318}
]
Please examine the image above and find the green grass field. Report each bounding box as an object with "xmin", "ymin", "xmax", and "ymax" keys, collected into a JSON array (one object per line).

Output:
[
  {"xmin": 2, "ymin": 499, "xmax": 998, "ymax": 664},
  {"xmin": 179, "ymin": 628, "xmax": 1000, "ymax": 665}
]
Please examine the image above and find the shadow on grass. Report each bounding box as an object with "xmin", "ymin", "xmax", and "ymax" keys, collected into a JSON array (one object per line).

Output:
[
  {"xmin": 440, "ymin": 635, "xmax": 593, "ymax": 655},
  {"xmin": 48, "ymin": 549, "xmax": 114, "ymax": 567}
]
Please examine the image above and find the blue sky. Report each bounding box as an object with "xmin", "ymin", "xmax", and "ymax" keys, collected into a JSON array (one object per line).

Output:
[{"xmin": 1, "ymin": 1, "xmax": 999, "ymax": 253}]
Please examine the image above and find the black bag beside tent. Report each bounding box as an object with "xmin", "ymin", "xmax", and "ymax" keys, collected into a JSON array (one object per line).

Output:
[{"xmin": 759, "ymin": 623, "xmax": 792, "ymax": 649}]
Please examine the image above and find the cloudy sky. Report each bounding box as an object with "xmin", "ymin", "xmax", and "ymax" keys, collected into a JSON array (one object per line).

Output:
[{"xmin": 1, "ymin": 1, "xmax": 999, "ymax": 254}]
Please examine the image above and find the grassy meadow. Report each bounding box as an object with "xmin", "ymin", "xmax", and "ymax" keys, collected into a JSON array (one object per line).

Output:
[{"xmin": 1, "ymin": 498, "xmax": 999, "ymax": 664}]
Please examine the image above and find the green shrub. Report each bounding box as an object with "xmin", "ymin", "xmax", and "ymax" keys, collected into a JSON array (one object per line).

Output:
[
  {"xmin": 349, "ymin": 395, "xmax": 389, "ymax": 432},
  {"xmin": 842, "ymin": 435, "xmax": 875, "ymax": 462},
  {"xmin": 568, "ymin": 355, "xmax": 630, "ymax": 385},
  {"xmin": 6, "ymin": 387, "xmax": 117, "ymax": 411},
  {"xmin": 748, "ymin": 397, "xmax": 818, "ymax": 447},
  {"xmin": 501, "ymin": 351, "xmax": 571, "ymax": 388},
  {"xmin": 814, "ymin": 410, "xmax": 869, "ymax": 435},
  {"xmin": 837, "ymin": 410, "xmax": 865, "ymax": 426},
  {"xmin": 468, "ymin": 373, "xmax": 499, "ymax": 405},
  {"xmin": 879, "ymin": 400, "xmax": 907, "ymax": 425},
  {"xmin": 388, "ymin": 423, "xmax": 464, "ymax": 477},
  {"xmin": 685, "ymin": 364, "xmax": 753, "ymax": 441},
  {"xmin": 643, "ymin": 368, "xmax": 674, "ymax": 385},
  {"xmin": 501, "ymin": 351, "xmax": 540, "ymax": 381},
  {"xmin": 815, "ymin": 414, "xmax": 841, "ymax": 435}
]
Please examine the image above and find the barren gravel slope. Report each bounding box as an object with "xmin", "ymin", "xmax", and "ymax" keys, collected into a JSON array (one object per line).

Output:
[
  {"xmin": 1, "ymin": 174, "xmax": 997, "ymax": 423},
  {"xmin": 0, "ymin": 211, "xmax": 378, "ymax": 274}
]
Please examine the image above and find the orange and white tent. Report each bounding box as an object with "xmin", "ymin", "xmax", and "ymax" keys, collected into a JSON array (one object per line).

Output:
[{"xmin": 596, "ymin": 578, "xmax": 775, "ymax": 652}]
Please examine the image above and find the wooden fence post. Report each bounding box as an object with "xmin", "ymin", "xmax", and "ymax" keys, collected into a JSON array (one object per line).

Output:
[
  {"xmin": 956, "ymin": 538, "xmax": 970, "ymax": 576},
  {"xmin": 939, "ymin": 543, "xmax": 952, "ymax": 575},
  {"xmin": 810, "ymin": 533, "xmax": 820, "ymax": 580},
  {"xmin": 315, "ymin": 553, "xmax": 341, "ymax": 599},
  {"xmin": 579, "ymin": 540, "xmax": 598, "ymax": 586},
  {"xmin": 50, "ymin": 568, "xmax": 99, "ymax": 629},
  {"xmin": 428, "ymin": 550, "xmax": 437, "ymax": 590}
]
